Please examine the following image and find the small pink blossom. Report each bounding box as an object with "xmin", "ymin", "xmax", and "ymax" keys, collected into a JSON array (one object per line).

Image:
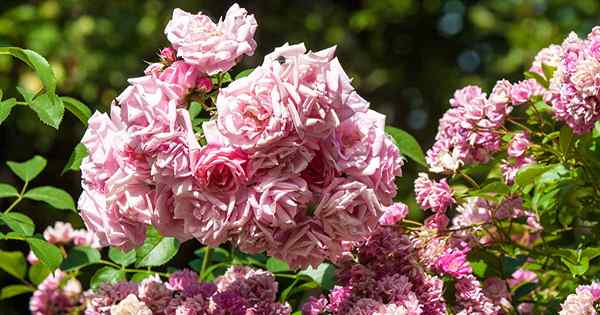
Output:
[
  {"xmin": 379, "ymin": 202, "xmax": 409, "ymax": 225},
  {"xmin": 414, "ymin": 173, "xmax": 454, "ymax": 213},
  {"xmin": 510, "ymin": 79, "xmax": 544, "ymax": 105},
  {"xmin": 507, "ymin": 132, "xmax": 531, "ymax": 158},
  {"xmin": 43, "ymin": 221, "xmax": 74, "ymax": 244}
]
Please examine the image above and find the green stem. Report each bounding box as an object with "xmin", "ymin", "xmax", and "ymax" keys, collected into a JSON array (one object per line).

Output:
[
  {"xmin": 200, "ymin": 247, "xmax": 212, "ymax": 280},
  {"xmin": 274, "ymin": 273, "xmax": 297, "ymax": 279},
  {"xmin": 4, "ymin": 181, "xmax": 28, "ymax": 213},
  {"xmin": 459, "ymin": 171, "xmax": 480, "ymax": 189}
]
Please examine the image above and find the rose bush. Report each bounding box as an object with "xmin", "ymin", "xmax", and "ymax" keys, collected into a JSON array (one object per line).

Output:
[{"xmin": 1, "ymin": 3, "xmax": 600, "ymax": 314}]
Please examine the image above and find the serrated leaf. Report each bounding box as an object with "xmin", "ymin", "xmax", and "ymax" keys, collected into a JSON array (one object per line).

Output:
[
  {"xmin": 0, "ymin": 212, "xmax": 35, "ymax": 236},
  {"xmin": 29, "ymin": 92, "xmax": 64, "ymax": 129},
  {"xmin": 109, "ymin": 247, "xmax": 136, "ymax": 267},
  {"xmin": 28, "ymin": 263, "xmax": 51, "ymax": 285},
  {"xmin": 24, "ymin": 186, "xmax": 75, "ymax": 211},
  {"xmin": 135, "ymin": 227, "xmax": 179, "ymax": 267},
  {"xmin": 0, "ymin": 47, "xmax": 56, "ymax": 94},
  {"xmin": 0, "ymin": 183, "xmax": 18, "ymax": 198},
  {"xmin": 0, "ymin": 284, "xmax": 34, "ymax": 299},
  {"xmin": 6, "ymin": 155, "xmax": 47, "ymax": 182},
  {"xmin": 266, "ymin": 257, "xmax": 289, "ymax": 273},
  {"xmin": 27, "ymin": 238, "xmax": 63, "ymax": 270},
  {"xmin": 62, "ymin": 143, "xmax": 87, "ymax": 174},
  {"xmin": 384, "ymin": 126, "xmax": 426, "ymax": 167},
  {"xmin": 0, "ymin": 98, "xmax": 17, "ymax": 125},
  {"xmin": 299, "ymin": 263, "xmax": 336, "ymax": 291},
  {"xmin": 515, "ymin": 164, "xmax": 555, "ymax": 186},
  {"xmin": 61, "ymin": 246, "xmax": 101, "ymax": 271},
  {"xmin": 0, "ymin": 250, "xmax": 27, "ymax": 280},
  {"xmin": 90, "ymin": 267, "xmax": 126, "ymax": 289},
  {"xmin": 61, "ymin": 96, "xmax": 91, "ymax": 125},
  {"xmin": 16, "ymin": 86, "xmax": 34, "ymax": 104}
]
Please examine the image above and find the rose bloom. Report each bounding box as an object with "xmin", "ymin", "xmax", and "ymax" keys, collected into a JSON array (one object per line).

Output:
[
  {"xmin": 325, "ymin": 110, "xmax": 403, "ymax": 205},
  {"xmin": 414, "ymin": 172, "xmax": 454, "ymax": 213},
  {"xmin": 507, "ymin": 132, "xmax": 531, "ymax": 158},
  {"xmin": 314, "ymin": 178, "xmax": 383, "ymax": 243},
  {"xmin": 164, "ymin": 4, "xmax": 257, "ymax": 74},
  {"xmin": 379, "ymin": 202, "xmax": 409, "ymax": 226},
  {"xmin": 43, "ymin": 221, "xmax": 74, "ymax": 244}
]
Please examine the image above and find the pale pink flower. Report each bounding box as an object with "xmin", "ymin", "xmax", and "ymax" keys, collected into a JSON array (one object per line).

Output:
[
  {"xmin": 530, "ymin": 44, "xmax": 562, "ymax": 76},
  {"xmin": 507, "ymin": 132, "xmax": 531, "ymax": 158},
  {"xmin": 483, "ymin": 278, "xmax": 511, "ymax": 310},
  {"xmin": 508, "ymin": 268, "xmax": 538, "ymax": 288},
  {"xmin": 500, "ymin": 156, "xmax": 535, "ymax": 185},
  {"xmin": 110, "ymin": 294, "xmax": 153, "ymax": 315},
  {"xmin": 164, "ymin": 4, "xmax": 257, "ymax": 75},
  {"xmin": 414, "ymin": 173, "xmax": 454, "ymax": 213},
  {"xmin": 43, "ymin": 221, "xmax": 74, "ymax": 244},
  {"xmin": 559, "ymin": 290, "xmax": 596, "ymax": 315},
  {"xmin": 27, "ymin": 251, "xmax": 39, "ymax": 265},
  {"xmin": 190, "ymin": 144, "xmax": 250, "ymax": 195},
  {"xmin": 379, "ymin": 202, "xmax": 409, "ymax": 225},
  {"xmin": 452, "ymin": 197, "xmax": 492, "ymax": 228},
  {"xmin": 30, "ymin": 270, "xmax": 77, "ymax": 315},
  {"xmin": 510, "ymin": 79, "xmax": 544, "ymax": 105},
  {"xmin": 71, "ymin": 229, "xmax": 102, "ymax": 248},
  {"xmin": 314, "ymin": 178, "xmax": 383, "ymax": 243}
]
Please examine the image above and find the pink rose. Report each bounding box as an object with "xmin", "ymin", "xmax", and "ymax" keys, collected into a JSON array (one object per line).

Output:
[
  {"xmin": 190, "ymin": 144, "xmax": 250, "ymax": 194},
  {"xmin": 378, "ymin": 202, "xmax": 408, "ymax": 225},
  {"xmin": 164, "ymin": 4, "xmax": 257, "ymax": 74},
  {"xmin": 511, "ymin": 79, "xmax": 544, "ymax": 105},
  {"xmin": 248, "ymin": 175, "xmax": 312, "ymax": 228},
  {"xmin": 300, "ymin": 150, "xmax": 338, "ymax": 194},
  {"xmin": 270, "ymin": 221, "xmax": 337, "ymax": 269},
  {"xmin": 507, "ymin": 132, "xmax": 530, "ymax": 158},
  {"xmin": 261, "ymin": 43, "xmax": 368, "ymax": 139},
  {"xmin": 314, "ymin": 178, "xmax": 383, "ymax": 243},
  {"xmin": 78, "ymin": 189, "xmax": 147, "ymax": 251},
  {"xmin": 326, "ymin": 111, "xmax": 403, "ymax": 205},
  {"xmin": 414, "ymin": 172, "xmax": 455, "ymax": 213},
  {"xmin": 152, "ymin": 184, "xmax": 191, "ymax": 242},
  {"xmin": 216, "ymin": 66, "xmax": 297, "ymax": 151}
]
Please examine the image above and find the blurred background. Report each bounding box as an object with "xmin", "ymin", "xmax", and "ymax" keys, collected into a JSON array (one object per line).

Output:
[{"xmin": 0, "ymin": 0, "xmax": 599, "ymax": 312}]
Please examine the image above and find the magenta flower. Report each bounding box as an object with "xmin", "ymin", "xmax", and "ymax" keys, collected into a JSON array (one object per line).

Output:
[{"xmin": 414, "ymin": 173, "xmax": 454, "ymax": 213}]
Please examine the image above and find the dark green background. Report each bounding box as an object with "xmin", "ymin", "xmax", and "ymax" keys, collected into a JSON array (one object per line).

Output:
[{"xmin": 0, "ymin": 0, "xmax": 599, "ymax": 313}]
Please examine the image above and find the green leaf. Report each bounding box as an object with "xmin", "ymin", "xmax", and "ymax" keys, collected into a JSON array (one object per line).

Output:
[
  {"xmin": 524, "ymin": 71, "xmax": 548, "ymax": 89},
  {"xmin": 582, "ymin": 247, "xmax": 600, "ymax": 261},
  {"xmin": 135, "ymin": 227, "xmax": 179, "ymax": 267},
  {"xmin": 0, "ymin": 47, "xmax": 56, "ymax": 94},
  {"xmin": 16, "ymin": 86, "xmax": 35, "ymax": 104},
  {"xmin": 0, "ymin": 213, "xmax": 35, "ymax": 236},
  {"xmin": 235, "ymin": 68, "xmax": 254, "ymax": 80},
  {"xmin": 0, "ymin": 250, "xmax": 27, "ymax": 279},
  {"xmin": 471, "ymin": 259, "xmax": 488, "ymax": 278},
  {"xmin": 24, "ymin": 186, "xmax": 75, "ymax": 211},
  {"xmin": 475, "ymin": 181, "xmax": 510, "ymax": 195},
  {"xmin": 29, "ymin": 92, "xmax": 64, "ymax": 129},
  {"xmin": 61, "ymin": 96, "xmax": 91, "ymax": 125},
  {"xmin": 559, "ymin": 125, "xmax": 574, "ymax": 156},
  {"xmin": 28, "ymin": 263, "xmax": 51, "ymax": 285},
  {"xmin": 515, "ymin": 164, "xmax": 555, "ymax": 186},
  {"xmin": 61, "ymin": 246, "xmax": 101, "ymax": 271},
  {"xmin": 542, "ymin": 63, "xmax": 556, "ymax": 81},
  {"xmin": 266, "ymin": 257, "xmax": 290, "ymax": 273},
  {"xmin": 27, "ymin": 238, "xmax": 63, "ymax": 270},
  {"xmin": 131, "ymin": 272, "xmax": 155, "ymax": 283},
  {"xmin": 561, "ymin": 257, "xmax": 589, "ymax": 276},
  {"xmin": 0, "ymin": 98, "xmax": 17, "ymax": 125},
  {"xmin": 279, "ymin": 278, "xmax": 299, "ymax": 302},
  {"xmin": 62, "ymin": 143, "xmax": 87, "ymax": 174},
  {"xmin": 0, "ymin": 285, "xmax": 34, "ymax": 299},
  {"xmin": 189, "ymin": 101, "xmax": 203, "ymax": 119},
  {"xmin": 90, "ymin": 267, "xmax": 126, "ymax": 289},
  {"xmin": 384, "ymin": 126, "xmax": 427, "ymax": 167},
  {"xmin": 299, "ymin": 263, "xmax": 336, "ymax": 291},
  {"xmin": 0, "ymin": 183, "xmax": 19, "ymax": 198},
  {"xmin": 109, "ymin": 247, "xmax": 136, "ymax": 267},
  {"xmin": 6, "ymin": 155, "xmax": 47, "ymax": 182}
]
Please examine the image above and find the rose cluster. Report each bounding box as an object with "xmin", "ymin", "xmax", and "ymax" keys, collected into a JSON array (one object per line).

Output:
[
  {"xmin": 78, "ymin": 3, "xmax": 403, "ymax": 268},
  {"xmin": 30, "ymin": 267, "xmax": 290, "ymax": 315},
  {"xmin": 559, "ymin": 282, "xmax": 600, "ymax": 315},
  {"xmin": 548, "ymin": 27, "xmax": 600, "ymax": 134}
]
